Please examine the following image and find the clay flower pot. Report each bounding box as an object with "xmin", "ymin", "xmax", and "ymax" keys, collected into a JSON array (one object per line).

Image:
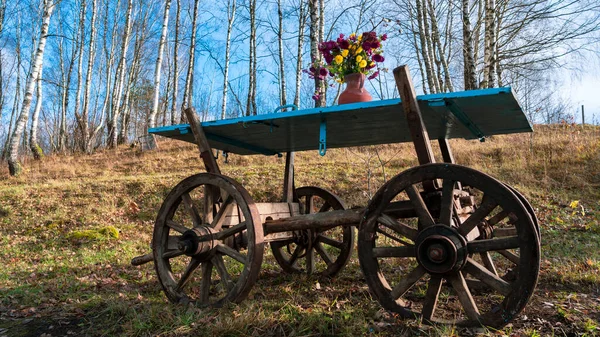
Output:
[{"xmin": 338, "ymin": 73, "xmax": 372, "ymax": 105}]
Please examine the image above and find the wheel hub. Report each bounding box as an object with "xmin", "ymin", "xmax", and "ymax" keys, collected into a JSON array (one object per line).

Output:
[
  {"xmin": 178, "ymin": 225, "xmax": 218, "ymax": 258},
  {"xmin": 415, "ymin": 225, "xmax": 467, "ymax": 274}
]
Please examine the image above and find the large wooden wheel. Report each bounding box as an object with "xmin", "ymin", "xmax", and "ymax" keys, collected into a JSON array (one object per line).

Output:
[
  {"xmin": 152, "ymin": 173, "xmax": 264, "ymax": 306},
  {"xmin": 271, "ymin": 186, "xmax": 354, "ymax": 278},
  {"xmin": 358, "ymin": 163, "xmax": 540, "ymax": 328}
]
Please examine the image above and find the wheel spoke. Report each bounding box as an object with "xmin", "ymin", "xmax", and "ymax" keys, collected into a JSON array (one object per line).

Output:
[
  {"xmin": 377, "ymin": 214, "xmax": 418, "ymax": 240},
  {"xmin": 438, "ymin": 179, "xmax": 455, "ymax": 226},
  {"xmin": 181, "ymin": 193, "xmax": 202, "ymax": 227},
  {"xmin": 314, "ymin": 242, "xmax": 334, "ymax": 266},
  {"xmin": 210, "ymin": 221, "xmax": 247, "ymax": 241},
  {"xmin": 421, "ymin": 276, "xmax": 443, "ymax": 322},
  {"xmin": 306, "ymin": 246, "xmax": 315, "ymax": 274},
  {"xmin": 373, "ymin": 246, "xmax": 415, "ymax": 258},
  {"xmin": 211, "ymin": 195, "xmax": 234, "ymax": 231},
  {"xmin": 288, "ymin": 245, "xmax": 301, "ymax": 266},
  {"xmin": 463, "ymin": 258, "xmax": 511, "ymax": 296},
  {"xmin": 318, "ymin": 202, "xmax": 331, "ymax": 213},
  {"xmin": 306, "ymin": 195, "xmax": 315, "ymax": 214},
  {"xmin": 458, "ymin": 195, "xmax": 497, "ymax": 238},
  {"xmin": 175, "ymin": 258, "xmax": 201, "ymax": 291},
  {"xmin": 376, "ymin": 227, "xmax": 413, "ymax": 246},
  {"xmin": 498, "ymin": 249, "xmax": 520, "ymax": 264},
  {"xmin": 212, "ymin": 255, "xmax": 233, "ymax": 292},
  {"xmin": 199, "ymin": 262, "xmax": 213, "ymax": 305},
  {"xmin": 316, "ymin": 234, "xmax": 344, "ymax": 249},
  {"xmin": 488, "ymin": 210, "xmax": 508, "ymax": 226},
  {"xmin": 216, "ymin": 243, "xmax": 247, "ymax": 264},
  {"xmin": 480, "ymin": 252, "xmax": 498, "ymax": 276},
  {"xmin": 406, "ymin": 185, "xmax": 435, "ymax": 228},
  {"xmin": 163, "ymin": 250, "xmax": 185, "ymax": 259},
  {"xmin": 447, "ymin": 271, "xmax": 481, "ymax": 322},
  {"xmin": 493, "ymin": 227, "xmax": 517, "ymax": 237},
  {"xmin": 390, "ymin": 265, "xmax": 426, "ymax": 300},
  {"xmin": 468, "ymin": 236, "xmax": 520, "ymax": 253},
  {"xmin": 167, "ymin": 220, "xmax": 189, "ymax": 234},
  {"xmin": 167, "ymin": 235, "xmax": 181, "ymax": 250}
]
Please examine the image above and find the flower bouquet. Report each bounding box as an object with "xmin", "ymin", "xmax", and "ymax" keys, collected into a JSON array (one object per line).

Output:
[{"xmin": 319, "ymin": 31, "xmax": 386, "ymax": 84}]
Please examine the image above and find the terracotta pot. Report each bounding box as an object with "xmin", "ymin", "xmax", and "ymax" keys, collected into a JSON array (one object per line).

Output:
[{"xmin": 338, "ymin": 73, "xmax": 372, "ymax": 105}]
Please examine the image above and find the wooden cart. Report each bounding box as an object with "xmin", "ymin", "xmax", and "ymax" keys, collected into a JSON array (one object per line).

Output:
[{"xmin": 132, "ymin": 66, "xmax": 540, "ymax": 328}]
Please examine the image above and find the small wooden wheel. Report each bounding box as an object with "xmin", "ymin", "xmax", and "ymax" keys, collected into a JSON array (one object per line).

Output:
[
  {"xmin": 358, "ymin": 163, "xmax": 540, "ymax": 328},
  {"xmin": 505, "ymin": 184, "xmax": 540, "ymax": 240},
  {"xmin": 153, "ymin": 173, "xmax": 264, "ymax": 306},
  {"xmin": 271, "ymin": 186, "xmax": 354, "ymax": 278}
]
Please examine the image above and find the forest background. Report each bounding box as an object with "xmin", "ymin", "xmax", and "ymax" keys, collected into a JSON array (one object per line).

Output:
[{"xmin": 0, "ymin": 0, "xmax": 599, "ymax": 176}]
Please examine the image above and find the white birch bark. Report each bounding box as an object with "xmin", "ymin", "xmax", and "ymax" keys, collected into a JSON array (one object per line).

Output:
[
  {"xmin": 82, "ymin": 0, "xmax": 97, "ymax": 152},
  {"xmin": 170, "ymin": 0, "xmax": 180, "ymax": 124},
  {"xmin": 277, "ymin": 0, "xmax": 286, "ymax": 107},
  {"xmin": 107, "ymin": 0, "xmax": 133, "ymax": 148},
  {"xmin": 148, "ymin": 0, "xmax": 172, "ymax": 128},
  {"xmin": 180, "ymin": 0, "xmax": 200, "ymax": 121},
  {"xmin": 29, "ymin": 67, "xmax": 43, "ymax": 159},
  {"xmin": 293, "ymin": 0, "xmax": 306, "ymax": 107},
  {"xmin": 7, "ymin": 0, "xmax": 55, "ymax": 176},
  {"xmin": 221, "ymin": 0, "xmax": 236, "ymax": 119}
]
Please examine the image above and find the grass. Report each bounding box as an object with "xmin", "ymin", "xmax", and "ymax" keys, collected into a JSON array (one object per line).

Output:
[{"xmin": 0, "ymin": 124, "xmax": 599, "ymax": 336}]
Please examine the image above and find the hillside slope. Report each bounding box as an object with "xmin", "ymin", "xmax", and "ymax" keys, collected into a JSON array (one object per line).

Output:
[{"xmin": 0, "ymin": 125, "xmax": 599, "ymax": 336}]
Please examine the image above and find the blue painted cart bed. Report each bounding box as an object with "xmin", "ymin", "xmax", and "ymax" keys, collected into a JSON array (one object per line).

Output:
[{"xmin": 149, "ymin": 87, "xmax": 531, "ymax": 156}]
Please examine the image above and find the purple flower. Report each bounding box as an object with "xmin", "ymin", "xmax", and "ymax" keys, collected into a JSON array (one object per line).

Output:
[
  {"xmin": 372, "ymin": 54, "xmax": 385, "ymax": 62},
  {"xmin": 362, "ymin": 41, "xmax": 372, "ymax": 51},
  {"xmin": 381, "ymin": 33, "xmax": 388, "ymax": 41},
  {"xmin": 338, "ymin": 39, "xmax": 349, "ymax": 49},
  {"xmin": 319, "ymin": 68, "xmax": 328, "ymax": 77},
  {"xmin": 324, "ymin": 53, "xmax": 334, "ymax": 64},
  {"xmin": 368, "ymin": 70, "xmax": 380, "ymax": 80},
  {"xmin": 318, "ymin": 42, "xmax": 327, "ymax": 52},
  {"xmin": 312, "ymin": 93, "xmax": 320, "ymax": 101}
]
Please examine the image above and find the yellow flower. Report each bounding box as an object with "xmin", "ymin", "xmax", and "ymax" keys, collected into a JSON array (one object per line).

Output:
[
  {"xmin": 349, "ymin": 33, "xmax": 356, "ymax": 39},
  {"xmin": 359, "ymin": 60, "xmax": 367, "ymax": 68},
  {"xmin": 358, "ymin": 33, "xmax": 363, "ymax": 41},
  {"xmin": 336, "ymin": 78, "xmax": 344, "ymax": 83},
  {"xmin": 356, "ymin": 55, "xmax": 363, "ymax": 62},
  {"xmin": 341, "ymin": 49, "xmax": 349, "ymax": 57},
  {"xmin": 356, "ymin": 47, "xmax": 363, "ymax": 54},
  {"xmin": 334, "ymin": 55, "xmax": 343, "ymax": 64},
  {"xmin": 369, "ymin": 61, "xmax": 375, "ymax": 67}
]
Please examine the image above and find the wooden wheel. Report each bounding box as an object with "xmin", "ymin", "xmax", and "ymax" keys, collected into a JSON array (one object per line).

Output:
[
  {"xmin": 271, "ymin": 186, "xmax": 354, "ymax": 278},
  {"xmin": 153, "ymin": 173, "xmax": 264, "ymax": 306},
  {"xmin": 358, "ymin": 163, "xmax": 540, "ymax": 328},
  {"xmin": 505, "ymin": 184, "xmax": 540, "ymax": 239}
]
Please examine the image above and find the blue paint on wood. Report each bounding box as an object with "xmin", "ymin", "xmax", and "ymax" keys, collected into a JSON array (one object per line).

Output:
[{"xmin": 149, "ymin": 87, "xmax": 532, "ymax": 155}]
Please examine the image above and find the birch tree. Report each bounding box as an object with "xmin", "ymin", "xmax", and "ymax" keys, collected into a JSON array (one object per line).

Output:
[
  {"xmin": 246, "ymin": 0, "xmax": 257, "ymax": 116},
  {"xmin": 180, "ymin": 0, "xmax": 200, "ymax": 121},
  {"xmin": 221, "ymin": 0, "xmax": 236, "ymax": 119},
  {"xmin": 7, "ymin": 0, "xmax": 56, "ymax": 176},
  {"xmin": 29, "ymin": 67, "xmax": 43, "ymax": 159},
  {"xmin": 107, "ymin": 0, "xmax": 133, "ymax": 148},
  {"xmin": 148, "ymin": 0, "xmax": 172, "ymax": 128},
  {"xmin": 294, "ymin": 0, "xmax": 307, "ymax": 108},
  {"xmin": 170, "ymin": 0, "xmax": 180, "ymax": 124},
  {"xmin": 81, "ymin": 0, "xmax": 97, "ymax": 152}
]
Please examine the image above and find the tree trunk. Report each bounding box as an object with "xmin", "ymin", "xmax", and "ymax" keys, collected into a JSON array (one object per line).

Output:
[
  {"xmin": 277, "ymin": 0, "xmax": 286, "ymax": 107},
  {"xmin": 221, "ymin": 0, "xmax": 236, "ymax": 119},
  {"xmin": 462, "ymin": 0, "xmax": 477, "ymax": 90},
  {"xmin": 73, "ymin": 0, "xmax": 87, "ymax": 150},
  {"xmin": 7, "ymin": 0, "xmax": 55, "ymax": 176},
  {"xmin": 294, "ymin": 0, "xmax": 307, "ymax": 107},
  {"xmin": 415, "ymin": 0, "xmax": 436, "ymax": 93},
  {"xmin": 427, "ymin": 0, "xmax": 453, "ymax": 92},
  {"xmin": 246, "ymin": 0, "xmax": 257, "ymax": 116},
  {"xmin": 308, "ymin": 0, "xmax": 324, "ymax": 107},
  {"xmin": 181, "ymin": 0, "xmax": 200, "ymax": 122},
  {"xmin": 81, "ymin": 0, "xmax": 97, "ymax": 152},
  {"xmin": 107, "ymin": 0, "xmax": 133, "ymax": 148},
  {"xmin": 482, "ymin": 0, "xmax": 496, "ymax": 88},
  {"xmin": 148, "ymin": 0, "xmax": 172, "ymax": 128},
  {"xmin": 30, "ymin": 67, "xmax": 43, "ymax": 160},
  {"xmin": 170, "ymin": 0, "xmax": 180, "ymax": 124},
  {"xmin": 2, "ymin": 19, "xmax": 21, "ymax": 160}
]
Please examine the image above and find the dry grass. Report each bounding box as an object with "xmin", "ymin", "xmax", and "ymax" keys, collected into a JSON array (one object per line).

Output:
[{"xmin": 0, "ymin": 124, "xmax": 599, "ymax": 336}]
